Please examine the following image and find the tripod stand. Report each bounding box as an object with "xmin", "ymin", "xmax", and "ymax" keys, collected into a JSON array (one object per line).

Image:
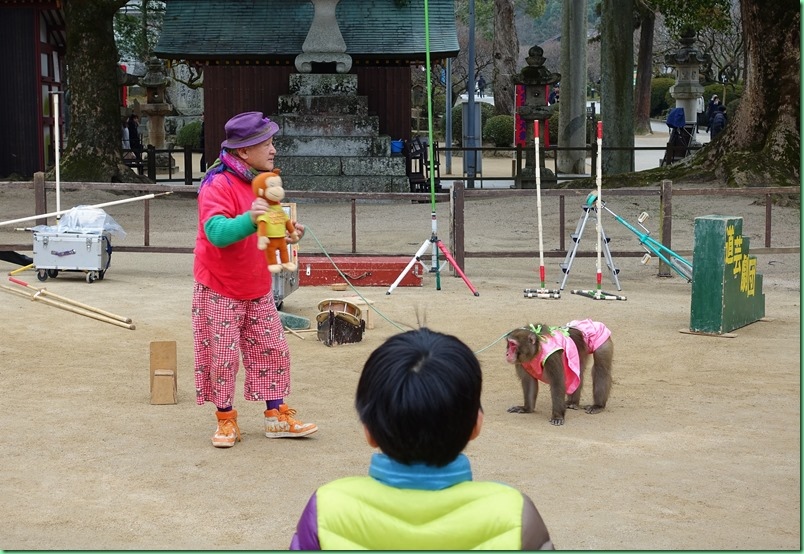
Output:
[
  {"xmin": 387, "ymin": 231, "xmax": 479, "ymax": 296},
  {"xmin": 386, "ymin": 0, "xmax": 479, "ymax": 298},
  {"xmin": 559, "ymin": 197, "xmax": 621, "ymax": 291}
]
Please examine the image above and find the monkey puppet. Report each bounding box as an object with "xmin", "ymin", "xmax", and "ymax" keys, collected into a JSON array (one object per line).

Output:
[
  {"xmin": 564, "ymin": 319, "xmax": 614, "ymax": 415},
  {"xmin": 505, "ymin": 324, "xmax": 587, "ymax": 426},
  {"xmin": 252, "ymin": 170, "xmax": 298, "ymax": 274}
]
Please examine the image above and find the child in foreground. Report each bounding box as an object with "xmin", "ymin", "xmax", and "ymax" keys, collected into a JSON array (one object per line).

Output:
[{"xmin": 290, "ymin": 328, "xmax": 554, "ymax": 550}]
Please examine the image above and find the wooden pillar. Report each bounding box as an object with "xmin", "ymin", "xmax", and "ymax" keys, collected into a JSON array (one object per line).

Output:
[
  {"xmin": 450, "ymin": 180, "xmax": 465, "ymax": 274},
  {"xmin": 658, "ymin": 179, "xmax": 673, "ymax": 277}
]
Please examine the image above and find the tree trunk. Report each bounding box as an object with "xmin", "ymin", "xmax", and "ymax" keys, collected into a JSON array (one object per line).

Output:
[
  {"xmin": 634, "ymin": 9, "xmax": 655, "ymax": 135},
  {"xmin": 58, "ymin": 0, "xmax": 142, "ymax": 183},
  {"xmin": 691, "ymin": 0, "xmax": 800, "ymax": 186},
  {"xmin": 557, "ymin": 0, "xmax": 588, "ymax": 174},
  {"xmin": 491, "ymin": 0, "xmax": 519, "ymax": 116},
  {"xmin": 600, "ymin": 0, "xmax": 635, "ymax": 175}
]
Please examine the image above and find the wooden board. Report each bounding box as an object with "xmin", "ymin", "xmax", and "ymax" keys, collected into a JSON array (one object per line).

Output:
[{"xmin": 149, "ymin": 340, "xmax": 176, "ymax": 392}]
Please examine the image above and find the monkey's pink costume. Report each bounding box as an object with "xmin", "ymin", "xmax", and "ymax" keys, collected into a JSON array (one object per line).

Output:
[
  {"xmin": 566, "ymin": 319, "xmax": 611, "ymax": 353},
  {"xmin": 521, "ymin": 329, "xmax": 581, "ymax": 395}
]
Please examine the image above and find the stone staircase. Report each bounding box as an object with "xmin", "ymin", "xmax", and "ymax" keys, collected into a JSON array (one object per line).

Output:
[{"xmin": 273, "ymin": 73, "xmax": 408, "ymax": 192}]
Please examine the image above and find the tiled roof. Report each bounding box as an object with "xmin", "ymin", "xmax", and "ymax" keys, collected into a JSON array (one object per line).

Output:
[{"xmin": 154, "ymin": 0, "xmax": 459, "ymax": 62}]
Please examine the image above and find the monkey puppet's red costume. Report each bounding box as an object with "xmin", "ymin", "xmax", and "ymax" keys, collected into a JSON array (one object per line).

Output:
[{"xmin": 252, "ymin": 170, "xmax": 298, "ymax": 274}]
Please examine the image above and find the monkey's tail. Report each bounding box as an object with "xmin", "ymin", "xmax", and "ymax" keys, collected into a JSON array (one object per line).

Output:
[{"xmin": 567, "ymin": 327, "xmax": 589, "ymax": 356}]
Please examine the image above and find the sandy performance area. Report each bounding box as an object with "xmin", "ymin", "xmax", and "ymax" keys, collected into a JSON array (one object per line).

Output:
[{"xmin": 0, "ymin": 184, "xmax": 800, "ymax": 550}]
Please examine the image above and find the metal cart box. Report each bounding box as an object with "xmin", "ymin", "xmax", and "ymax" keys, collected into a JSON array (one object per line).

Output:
[
  {"xmin": 272, "ymin": 267, "xmax": 298, "ymax": 309},
  {"xmin": 33, "ymin": 231, "xmax": 112, "ymax": 283}
]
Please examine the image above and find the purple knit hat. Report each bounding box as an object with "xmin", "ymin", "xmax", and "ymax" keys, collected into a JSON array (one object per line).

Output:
[{"xmin": 221, "ymin": 111, "xmax": 279, "ymax": 149}]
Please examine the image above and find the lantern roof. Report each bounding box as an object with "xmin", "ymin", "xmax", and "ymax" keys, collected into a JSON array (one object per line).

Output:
[{"xmin": 154, "ymin": 0, "xmax": 459, "ymax": 65}]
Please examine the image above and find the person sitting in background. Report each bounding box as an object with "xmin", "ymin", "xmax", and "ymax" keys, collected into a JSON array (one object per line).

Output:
[
  {"xmin": 127, "ymin": 114, "xmax": 142, "ymax": 161},
  {"xmin": 290, "ymin": 328, "xmax": 554, "ymax": 550},
  {"xmin": 121, "ymin": 121, "xmax": 130, "ymax": 151},
  {"xmin": 705, "ymin": 94, "xmax": 720, "ymax": 132},
  {"xmin": 476, "ymin": 75, "xmax": 486, "ymax": 97},
  {"xmin": 549, "ymin": 85, "xmax": 559, "ymax": 105},
  {"xmin": 710, "ymin": 105, "xmax": 728, "ymax": 140}
]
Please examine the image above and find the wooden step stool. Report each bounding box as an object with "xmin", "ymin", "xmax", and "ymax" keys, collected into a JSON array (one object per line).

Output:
[{"xmin": 149, "ymin": 340, "xmax": 177, "ymax": 405}]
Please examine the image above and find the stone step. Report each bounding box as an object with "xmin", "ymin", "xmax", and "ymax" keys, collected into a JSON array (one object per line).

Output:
[
  {"xmin": 278, "ymin": 95, "xmax": 368, "ymax": 116},
  {"xmin": 288, "ymin": 73, "xmax": 358, "ymax": 96},
  {"xmin": 342, "ymin": 156, "xmax": 406, "ymax": 176},
  {"xmin": 276, "ymin": 114, "xmax": 380, "ymax": 137},
  {"xmin": 274, "ymin": 135, "xmax": 392, "ymax": 157},
  {"xmin": 282, "ymin": 174, "xmax": 409, "ymax": 193},
  {"xmin": 276, "ymin": 155, "xmax": 406, "ymax": 177}
]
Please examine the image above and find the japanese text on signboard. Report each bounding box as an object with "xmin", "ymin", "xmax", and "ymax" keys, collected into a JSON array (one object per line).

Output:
[{"xmin": 725, "ymin": 225, "xmax": 756, "ymax": 297}]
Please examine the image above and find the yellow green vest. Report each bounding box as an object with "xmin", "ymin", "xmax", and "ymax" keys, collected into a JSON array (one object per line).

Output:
[{"xmin": 316, "ymin": 476, "xmax": 524, "ymax": 550}]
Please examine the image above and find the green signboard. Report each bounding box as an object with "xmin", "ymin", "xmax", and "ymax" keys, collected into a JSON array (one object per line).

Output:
[{"xmin": 690, "ymin": 216, "xmax": 765, "ymax": 334}]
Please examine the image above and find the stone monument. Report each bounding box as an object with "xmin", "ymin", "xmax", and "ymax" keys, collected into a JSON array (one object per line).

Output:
[
  {"xmin": 664, "ymin": 28, "xmax": 709, "ymax": 132},
  {"xmin": 275, "ymin": 0, "xmax": 406, "ymax": 192},
  {"xmin": 140, "ymin": 57, "xmax": 176, "ymax": 173},
  {"xmin": 512, "ymin": 45, "xmax": 560, "ymax": 188}
]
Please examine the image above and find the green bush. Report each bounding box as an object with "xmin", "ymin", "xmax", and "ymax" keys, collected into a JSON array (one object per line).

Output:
[
  {"xmin": 430, "ymin": 90, "xmax": 447, "ymax": 117},
  {"xmin": 445, "ymin": 102, "xmax": 495, "ymax": 146},
  {"xmin": 176, "ymin": 120, "xmax": 202, "ymax": 148},
  {"xmin": 547, "ymin": 106, "xmax": 559, "ymax": 145},
  {"xmin": 703, "ymin": 83, "xmax": 744, "ymax": 105},
  {"xmin": 483, "ymin": 115, "xmax": 515, "ymax": 147},
  {"xmin": 651, "ymin": 77, "xmax": 676, "ymax": 117}
]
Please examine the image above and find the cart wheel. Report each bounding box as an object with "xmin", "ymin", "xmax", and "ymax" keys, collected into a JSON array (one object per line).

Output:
[
  {"xmin": 37, "ymin": 269, "xmax": 48, "ymax": 282},
  {"xmin": 98, "ymin": 269, "xmax": 105, "ymax": 280},
  {"xmin": 86, "ymin": 272, "xmax": 96, "ymax": 284},
  {"xmin": 47, "ymin": 269, "xmax": 59, "ymax": 278}
]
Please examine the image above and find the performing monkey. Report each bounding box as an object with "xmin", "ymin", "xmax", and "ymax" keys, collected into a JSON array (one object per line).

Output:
[
  {"xmin": 505, "ymin": 320, "xmax": 613, "ymax": 425},
  {"xmin": 505, "ymin": 324, "xmax": 586, "ymax": 426}
]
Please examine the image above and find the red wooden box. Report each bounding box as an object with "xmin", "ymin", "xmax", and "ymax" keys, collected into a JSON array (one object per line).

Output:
[{"xmin": 298, "ymin": 256, "xmax": 423, "ymax": 287}]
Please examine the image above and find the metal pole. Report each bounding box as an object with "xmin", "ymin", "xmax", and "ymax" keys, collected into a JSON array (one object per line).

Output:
[
  {"xmin": 466, "ymin": 0, "xmax": 476, "ymax": 189},
  {"xmin": 0, "ymin": 192, "xmax": 172, "ymax": 227},
  {"xmin": 445, "ymin": 58, "xmax": 453, "ymax": 174},
  {"xmin": 595, "ymin": 121, "xmax": 603, "ymax": 294},
  {"xmin": 51, "ymin": 91, "xmax": 62, "ymax": 219}
]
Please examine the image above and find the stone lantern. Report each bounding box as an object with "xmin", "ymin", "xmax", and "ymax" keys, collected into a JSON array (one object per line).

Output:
[
  {"xmin": 664, "ymin": 28, "xmax": 710, "ymax": 132},
  {"xmin": 512, "ymin": 45, "xmax": 560, "ymax": 188},
  {"xmin": 140, "ymin": 56, "xmax": 176, "ymax": 172},
  {"xmin": 295, "ymin": 0, "xmax": 352, "ymax": 74}
]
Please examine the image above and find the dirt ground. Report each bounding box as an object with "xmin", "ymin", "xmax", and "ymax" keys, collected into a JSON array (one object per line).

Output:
[{"xmin": 0, "ymin": 175, "xmax": 800, "ymax": 550}]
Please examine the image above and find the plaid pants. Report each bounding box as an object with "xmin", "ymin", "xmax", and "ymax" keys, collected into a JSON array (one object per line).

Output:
[{"xmin": 192, "ymin": 282, "xmax": 290, "ymax": 408}]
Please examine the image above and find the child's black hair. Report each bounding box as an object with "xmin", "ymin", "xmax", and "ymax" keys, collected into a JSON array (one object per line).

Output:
[{"xmin": 355, "ymin": 327, "xmax": 482, "ymax": 467}]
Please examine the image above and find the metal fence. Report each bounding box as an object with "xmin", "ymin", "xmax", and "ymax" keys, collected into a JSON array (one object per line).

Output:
[
  {"xmin": 123, "ymin": 144, "xmax": 202, "ymax": 186},
  {"xmin": 0, "ymin": 176, "xmax": 798, "ymax": 271},
  {"xmin": 126, "ymin": 141, "xmax": 704, "ymax": 188}
]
